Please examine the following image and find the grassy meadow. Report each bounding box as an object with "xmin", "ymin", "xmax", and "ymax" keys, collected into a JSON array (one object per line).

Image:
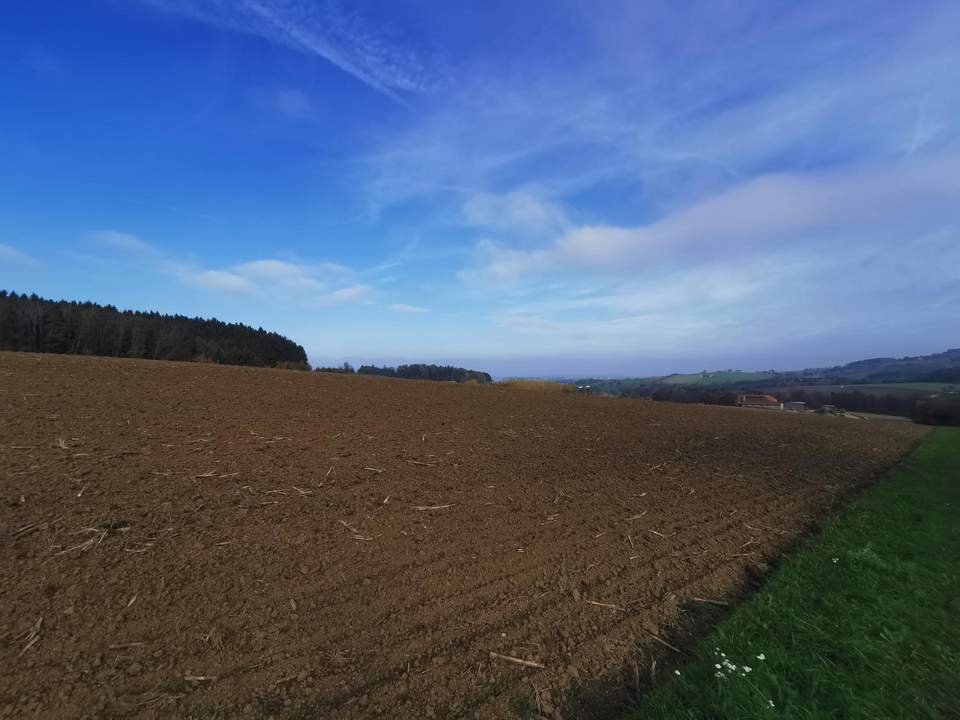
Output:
[
  {"xmin": 661, "ymin": 371, "xmax": 780, "ymax": 385},
  {"xmin": 624, "ymin": 427, "xmax": 960, "ymax": 719}
]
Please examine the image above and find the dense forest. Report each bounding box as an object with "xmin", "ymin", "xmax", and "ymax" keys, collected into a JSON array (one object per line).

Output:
[
  {"xmin": 316, "ymin": 362, "xmax": 492, "ymax": 384},
  {"xmin": 0, "ymin": 291, "xmax": 308, "ymax": 368},
  {"xmin": 359, "ymin": 363, "xmax": 492, "ymax": 383}
]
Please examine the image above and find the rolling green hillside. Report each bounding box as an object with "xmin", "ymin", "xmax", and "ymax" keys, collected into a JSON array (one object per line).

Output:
[
  {"xmin": 574, "ymin": 349, "xmax": 960, "ymax": 419},
  {"xmin": 661, "ymin": 371, "xmax": 779, "ymax": 385},
  {"xmin": 577, "ymin": 349, "xmax": 960, "ymax": 395}
]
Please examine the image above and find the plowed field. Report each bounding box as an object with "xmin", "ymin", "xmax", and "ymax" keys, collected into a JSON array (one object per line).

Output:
[{"xmin": 0, "ymin": 353, "xmax": 926, "ymax": 719}]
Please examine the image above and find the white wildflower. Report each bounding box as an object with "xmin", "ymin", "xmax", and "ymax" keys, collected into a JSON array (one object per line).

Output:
[
  {"xmin": 674, "ymin": 670, "xmax": 681, "ymax": 676},
  {"xmin": 757, "ymin": 653, "xmax": 766, "ymax": 661},
  {"xmin": 769, "ymin": 700, "xmax": 775, "ymax": 708}
]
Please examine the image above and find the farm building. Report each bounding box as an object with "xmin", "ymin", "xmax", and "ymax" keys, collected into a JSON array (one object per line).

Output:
[
  {"xmin": 737, "ymin": 393, "xmax": 779, "ymax": 408},
  {"xmin": 784, "ymin": 401, "xmax": 806, "ymax": 411}
]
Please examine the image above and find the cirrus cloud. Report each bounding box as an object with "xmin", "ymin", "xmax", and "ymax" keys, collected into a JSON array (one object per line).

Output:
[
  {"xmin": 324, "ymin": 284, "xmax": 371, "ymax": 304},
  {"xmin": 0, "ymin": 243, "xmax": 37, "ymax": 266},
  {"xmin": 462, "ymin": 189, "xmax": 569, "ymax": 239},
  {"xmin": 139, "ymin": 0, "xmax": 444, "ymax": 102},
  {"xmin": 88, "ymin": 230, "xmax": 372, "ymax": 305},
  {"xmin": 190, "ymin": 269, "xmax": 256, "ymax": 293},
  {"xmin": 389, "ymin": 303, "xmax": 429, "ymax": 313},
  {"xmin": 90, "ymin": 230, "xmax": 159, "ymax": 255},
  {"xmin": 468, "ymin": 153, "xmax": 960, "ymax": 279}
]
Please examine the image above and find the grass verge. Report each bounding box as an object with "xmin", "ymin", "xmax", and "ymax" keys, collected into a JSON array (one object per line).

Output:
[{"xmin": 625, "ymin": 427, "xmax": 960, "ymax": 720}]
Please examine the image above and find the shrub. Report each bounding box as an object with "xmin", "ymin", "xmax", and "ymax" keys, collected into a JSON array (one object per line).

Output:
[
  {"xmin": 315, "ymin": 362, "xmax": 355, "ymax": 374},
  {"xmin": 913, "ymin": 396, "xmax": 960, "ymax": 426},
  {"xmin": 275, "ymin": 361, "xmax": 311, "ymax": 371}
]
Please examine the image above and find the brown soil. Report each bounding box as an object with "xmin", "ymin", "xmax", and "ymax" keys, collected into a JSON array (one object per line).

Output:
[{"xmin": 0, "ymin": 353, "xmax": 927, "ymax": 719}]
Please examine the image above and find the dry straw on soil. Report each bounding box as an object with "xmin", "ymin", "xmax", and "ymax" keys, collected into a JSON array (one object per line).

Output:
[{"xmin": 0, "ymin": 352, "xmax": 925, "ymax": 719}]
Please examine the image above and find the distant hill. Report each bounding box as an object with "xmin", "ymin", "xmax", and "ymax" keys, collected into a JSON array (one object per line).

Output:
[
  {"xmin": 0, "ymin": 290, "xmax": 308, "ymax": 369},
  {"xmin": 660, "ymin": 370, "xmax": 780, "ymax": 385},
  {"xmin": 572, "ymin": 349, "xmax": 960, "ymax": 419},
  {"xmin": 576, "ymin": 349, "xmax": 960, "ymax": 394},
  {"xmin": 804, "ymin": 349, "xmax": 960, "ymax": 383}
]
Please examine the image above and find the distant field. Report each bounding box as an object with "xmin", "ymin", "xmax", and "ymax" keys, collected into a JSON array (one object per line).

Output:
[
  {"xmin": 776, "ymin": 382, "xmax": 960, "ymax": 397},
  {"xmin": 851, "ymin": 411, "xmax": 912, "ymax": 421},
  {"xmin": 661, "ymin": 371, "xmax": 779, "ymax": 385}
]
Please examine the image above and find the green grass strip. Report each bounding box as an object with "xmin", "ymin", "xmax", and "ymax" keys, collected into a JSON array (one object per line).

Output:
[{"xmin": 627, "ymin": 427, "xmax": 960, "ymax": 720}]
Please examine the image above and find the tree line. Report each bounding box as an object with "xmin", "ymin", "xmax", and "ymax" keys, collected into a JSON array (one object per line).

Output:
[
  {"xmin": 579, "ymin": 381, "xmax": 958, "ymax": 425},
  {"xmin": 778, "ymin": 388, "xmax": 917, "ymax": 417},
  {"xmin": 0, "ymin": 291, "xmax": 308, "ymax": 368},
  {"xmin": 316, "ymin": 362, "xmax": 492, "ymax": 384},
  {"xmin": 913, "ymin": 396, "xmax": 960, "ymax": 426}
]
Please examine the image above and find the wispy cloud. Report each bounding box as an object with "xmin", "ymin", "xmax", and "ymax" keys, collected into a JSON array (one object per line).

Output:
[
  {"xmin": 323, "ymin": 284, "xmax": 371, "ymax": 304},
  {"xmin": 490, "ymin": 229, "xmax": 960, "ymax": 359},
  {"xmin": 353, "ymin": 1, "xmax": 960, "ymax": 368},
  {"xmin": 251, "ymin": 86, "xmax": 317, "ymax": 120},
  {"xmin": 23, "ymin": 1, "xmax": 959, "ymax": 373},
  {"xmin": 462, "ymin": 189, "xmax": 569, "ymax": 239},
  {"xmin": 0, "ymin": 243, "xmax": 37, "ymax": 266},
  {"xmin": 89, "ymin": 230, "xmax": 370, "ymax": 304},
  {"xmin": 141, "ymin": 0, "xmax": 441, "ymax": 102},
  {"xmin": 190, "ymin": 269, "xmax": 256, "ymax": 294},
  {"xmin": 183, "ymin": 261, "xmax": 367, "ymax": 303},
  {"xmin": 90, "ymin": 230, "xmax": 159, "ymax": 254},
  {"xmin": 365, "ymin": 1, "xmax": 960, "ymax": 216},
  {"xmin": 230, "ymin": 259, "xmax": 326, "ymax": 291},
  {"xmin": 389, "ymin": 303, "xmax": 428, "ymax": 313},
  {"xmin": 467, "ymin": 153, "xmax": 960, "ymax": 279}
]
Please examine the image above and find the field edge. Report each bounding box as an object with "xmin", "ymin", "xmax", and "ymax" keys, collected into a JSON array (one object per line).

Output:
[{"xmin": 616, "ymin": 427, "xmax": 960, "ymax": 720}]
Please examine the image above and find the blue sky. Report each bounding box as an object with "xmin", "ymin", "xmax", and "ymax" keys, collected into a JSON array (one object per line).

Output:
[{"xmin": 1, "ymin": 0, "xmax": 958, "ymax": 376}]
